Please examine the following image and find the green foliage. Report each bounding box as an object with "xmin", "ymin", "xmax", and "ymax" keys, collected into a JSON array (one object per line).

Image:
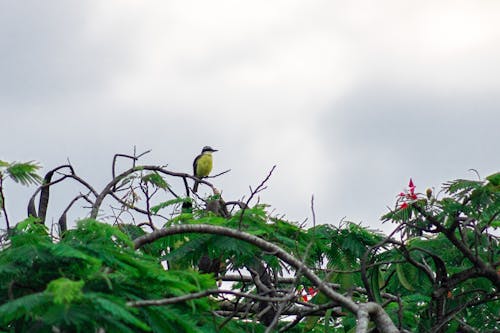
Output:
[
  {"xmin": 46, "ymin": 278, "xmax": 85, "ymax": 304},
  {"xmin": 378, "ymin": 173, "xmax": 500, "ymax": 332},
  {"xmin": 0, "ymin": 156, "xmax": 498, "ymax": 332},
  {"xmin": 161, "ymin": 205, "xmax": 316, "ymax": 273},
  {"xmin": 10, "ymin": 216, "xmax": 49, "ymax": 241},
  {"xmin": 0, "ymin": 160, "xmax": 42, "ymax": 220},
  {"xmin": 0, "ymin": 218, "xmax": 219, "ymax": 332},
  {"xmin": 151, "ymin": 197, "xmax": 192, "ymax": 214},
  {"xmin": 0, "ymin": 160, "xmax": 42, "ymax": 186},
  {"xmin": 141, "ymin": 171, "xmax": 169, "ymax": 189}
]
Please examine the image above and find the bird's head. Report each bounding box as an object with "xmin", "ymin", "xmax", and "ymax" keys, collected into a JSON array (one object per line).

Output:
[{"xmin": 202, "ymin": 146, "xmax": 218, "ymax": 154}]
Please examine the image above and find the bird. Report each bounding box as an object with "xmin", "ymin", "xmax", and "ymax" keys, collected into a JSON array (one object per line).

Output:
[{"xmin": 192, "ymin": 146, "xmax": 218, "ymax": 193}]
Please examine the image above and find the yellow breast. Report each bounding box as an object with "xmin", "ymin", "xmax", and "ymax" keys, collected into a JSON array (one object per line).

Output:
[{"xmin": 196, "ymin": 153, "xmax": 213, "ymax": 178}]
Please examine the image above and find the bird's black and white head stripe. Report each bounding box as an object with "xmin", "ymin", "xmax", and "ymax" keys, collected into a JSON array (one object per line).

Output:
[{"xmin": 202, "ymin": 146, "xmax": 218, "ymax": 153}]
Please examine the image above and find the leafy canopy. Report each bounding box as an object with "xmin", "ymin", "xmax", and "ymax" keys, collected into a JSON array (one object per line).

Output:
[{"xmin": 0, "ymin": 155, "xmax": 498, "ymax": 333}]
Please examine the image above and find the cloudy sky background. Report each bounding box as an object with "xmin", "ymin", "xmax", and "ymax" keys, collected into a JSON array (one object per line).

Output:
[{"xmin": 1, "ymin": 1, "xmax": 499, "ymax": 233}]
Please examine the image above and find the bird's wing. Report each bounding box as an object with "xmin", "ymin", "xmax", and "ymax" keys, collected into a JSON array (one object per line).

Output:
[{"xmin": 193, "ymin": 153, "xmax": 202, "ymax": 176}]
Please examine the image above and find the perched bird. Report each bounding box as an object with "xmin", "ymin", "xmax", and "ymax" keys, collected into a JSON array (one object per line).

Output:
[{"xmin": 192, "ymin": 146, "xmax": 218, "ymax": 193}]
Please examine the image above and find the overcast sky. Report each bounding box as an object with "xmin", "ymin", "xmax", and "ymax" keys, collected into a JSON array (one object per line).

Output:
[{"xmin": 1, "ymin": 1, "xmax": 499, "ymax": 233}]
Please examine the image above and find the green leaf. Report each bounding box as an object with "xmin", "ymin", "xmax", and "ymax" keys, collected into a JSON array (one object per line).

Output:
[
  {"xmin": 13, "ymin": 216, "xmax": 46, "ymax": 235},
  {"xmin": 118, "ymin": 223, "xmax": 147, "ymax": 240},
  {"xmin": 91, "ymin": 295, "xmax": 151, "ymax": 331},
  {"xmin": 73, "ymin": 219, "xmax": 134, "ymax": 249},
  {"xmin": 5, "ymin": 161, "xmax": 42, "ymax": 186},
  {"xmin": 141, "ymin": 172, "xmax": 168, "ymax": 189},
  {"xmin": 151, "ymin": 197, "xmax": 191, "ymax": 214},
  {"xmin": 486, "ymin": 172, "xmax": 500, "ymax": 186},
  {"xmin": 370, "ymin": 266, "xmax": 383, "ymax": 304},
  {"xmin": 445, "ymin": 319, "xmax": 460, "ymax": 333},
  {"xmin": 0, "ymin": 293, "xmax": 50, "ymax": 325},
  {"xmin": 45, "ymin": 278, "xmax": 85, "ymax": 304},
  {"xmin": 440, "ymin": 198, "xmax": 462, "ymax": 215},
  {"xmin": 396, "ymin": 263, "xmax": 415, "ymax": 291}
]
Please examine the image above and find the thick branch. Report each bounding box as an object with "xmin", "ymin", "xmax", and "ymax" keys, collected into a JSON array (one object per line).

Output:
[
  {"xmin": 356, "ymin": 305, "xmax": 370, "ymax": 333},
  {"xmin": 358, "ymin": 303, "xmax": 400, "ymax": 333},
  {"xmin": 134, "ymin": 224, "xmax": 358, "ymax": 311},
  {"xmin": 28, "ymin": 166, "xmax": 99, "ymax": 223},
  {"xmin": 134, "ymin": 224, "xmax": 399, "ymax": 333}
]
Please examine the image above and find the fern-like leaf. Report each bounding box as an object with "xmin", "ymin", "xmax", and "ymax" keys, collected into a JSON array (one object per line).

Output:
[
  {"xmin": 0, "ymin": 293, "xmax": 51, "ymax": 325},
  {"xmin": 141, "ymin": 171, "xmax": 169, "ymax": 189},
  {"xmin": 46, "ymin": 278, "xmax": 84, "ymax": 304},
  {"xmin": 5, "ymin": 161, "xmax": 42, "ymax": 186},
  {"xmin": 151, "ymin": 197, "xmax": 191, "ymax": 214}
]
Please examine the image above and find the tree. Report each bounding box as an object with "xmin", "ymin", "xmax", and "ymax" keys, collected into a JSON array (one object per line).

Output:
[{"xmin": 0, "ymin": 153, "xmax": 498, "ymax": 332}]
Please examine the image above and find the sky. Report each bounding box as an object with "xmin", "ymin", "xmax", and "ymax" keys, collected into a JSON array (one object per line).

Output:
[{"xmin": 1, "ymin": 1, "xmax": 499, "ymax": 233}]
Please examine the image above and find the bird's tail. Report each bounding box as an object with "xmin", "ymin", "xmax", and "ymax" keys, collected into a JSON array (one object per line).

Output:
[{"xmin": 193, "ymin": 179, "xmax": 200, "ymax": 193}]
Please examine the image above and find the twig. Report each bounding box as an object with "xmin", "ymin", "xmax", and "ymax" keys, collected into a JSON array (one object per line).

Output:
[
  {"xmin": 90, "ymin": 166, "xmax": 217, "ymax": 219},
  {"xmin": 310, "ymin": 195, "xmax": 316, "ymax": 229},
  {"xmin": 112, "ymin": 150, "xmax": 151, "ymax": 191},
  {"xmin": 239, "ymin": 165, "xmax": 276, "ymax": 229},
  {"xmin": 207, "ymin": 169, "xmax": 231, "ymax": 178}
]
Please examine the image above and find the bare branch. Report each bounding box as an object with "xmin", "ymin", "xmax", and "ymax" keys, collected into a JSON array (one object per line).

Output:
[
  {"xmin": 58, "ymin": 193, "xmax": 93, "ymax": 233},
  {"xmin": 239, "ymin": 165, "xmax": 276, "ymax": 228},
  {"xmin": 0, "ymin": 176, "xmax": 10, "ymax": 230},
  {"xmin": 208, "ymin": 169, "xmax": 231, "ymax": 178},
  {"xmin": 221, "ymin": 274, "xmax": 400, "ymax": 302},
  {"xmin": 90, "ymin": 166, "xmax": 217, "ymax": 219},
  {"xmin": 27, "ymin": 165, "xmax": 99, "ymax": 224},
  {"xmin": 310, "ymin": 195, "xmax": 316, "ymax": 228},
  {"xmin": 127, "ymin": 289, "xmax": 294, "ymax": 307},
  {"xmin": 112, "ymin": 150, "xmax": 151, "ymax": 191}
]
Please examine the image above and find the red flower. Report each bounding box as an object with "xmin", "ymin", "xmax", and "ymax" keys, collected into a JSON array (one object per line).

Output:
[
  {"xmin": 396, "ymin": 178, "xmax": 419, "ymax": 210},
  {"xmin": 299, "ymin": 286, "xmax": 318, "ymax": 302},
  {"xmin": 308, "ymin": 287, "xmax": 318, "ymax": 297}
]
